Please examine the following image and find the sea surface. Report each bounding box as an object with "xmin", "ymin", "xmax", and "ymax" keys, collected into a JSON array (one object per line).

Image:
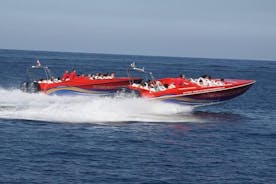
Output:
[{"xmin": 0, "ymin": 49, "xmax": 275, "ymax": 183}]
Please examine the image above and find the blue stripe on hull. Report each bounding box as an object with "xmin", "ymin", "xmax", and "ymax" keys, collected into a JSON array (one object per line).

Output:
[{"xmin": 46, "ymin": 86, "xmax": 116, "ymax": 96}]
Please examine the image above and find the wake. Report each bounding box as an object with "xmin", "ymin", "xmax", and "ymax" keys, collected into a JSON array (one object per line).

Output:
[{"xmin": 0, "ymin": 88, "xmax": 197, "ymax": 124}]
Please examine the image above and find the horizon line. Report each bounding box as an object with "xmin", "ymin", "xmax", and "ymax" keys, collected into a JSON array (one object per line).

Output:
[{"xmin": 0, "ymin": 47, "xmax": 275, "ymax": 62}]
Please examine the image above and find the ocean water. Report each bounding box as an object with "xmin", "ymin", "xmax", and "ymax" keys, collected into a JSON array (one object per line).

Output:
[{"xmin": 0, "ymin": 49, "xmax": 275, "ymax": 183}]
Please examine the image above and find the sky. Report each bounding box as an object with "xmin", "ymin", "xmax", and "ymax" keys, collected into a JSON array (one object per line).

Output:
[{"xmin": 0, "ymin": 0, "xmax": 276, "ymax": 60}]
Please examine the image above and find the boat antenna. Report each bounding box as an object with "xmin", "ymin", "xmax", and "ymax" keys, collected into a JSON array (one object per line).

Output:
[
  {"xmin": 28, "ymin": 60, "xmax": 54, "ymax": 80},
  {"xmin": 130, "ymin": 62, "xmax": 145, "ymax": 72}
]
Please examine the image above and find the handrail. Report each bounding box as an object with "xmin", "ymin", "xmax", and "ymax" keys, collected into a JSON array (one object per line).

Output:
[
  {"xmin": 128, "ymin": 62, "xmax": 162, "ymax": 89},
  {"xmin": 26, "ymin": 61, "xmax": 54, "ymax": 81}
]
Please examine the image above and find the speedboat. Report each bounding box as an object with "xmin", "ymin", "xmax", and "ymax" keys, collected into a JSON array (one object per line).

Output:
[
  {"xmin": 20, "ymin": 61, "xmax": 142, "ymax": 95},
  {"xmin": 127, "ymin": 63, "xmax": 255, "ymax": 105}
]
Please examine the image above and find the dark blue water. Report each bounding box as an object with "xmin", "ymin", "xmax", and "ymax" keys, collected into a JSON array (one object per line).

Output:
[{"xmin": 0, "ymin": 49, "xmax": 275, "ymax": 183}]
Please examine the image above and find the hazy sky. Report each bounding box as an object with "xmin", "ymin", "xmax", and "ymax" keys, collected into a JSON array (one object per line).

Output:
[{"xmin": 0, "ymin": 0, "xmax": 275, "ymax": 60}]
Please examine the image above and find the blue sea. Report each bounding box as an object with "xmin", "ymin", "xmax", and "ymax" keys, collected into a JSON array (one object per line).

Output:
[{"xmin": 0, "ymin": 49, "xmax": 275, "ymax": 183}]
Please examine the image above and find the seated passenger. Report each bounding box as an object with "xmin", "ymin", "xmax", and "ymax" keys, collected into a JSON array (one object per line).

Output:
[
  {"xmin": 175, "ymin": 74, "xmax": 185, "ymax": 86},
  {"xmin": 69, "ymin": 69, "xmax": 77, "ymax": 80},
  {"xmin": 155, "ymin": 81, "xmax": 166, "ymax": 91},
  {"xmin": 98, "ymin": 73, "xmax": 103, "ymax": 79},
  {"xmin": 168, "ymin": 83, "xmax": 176, "ymax": 89},
  {"xmin": 62, "ymin": 70, "xmax": 70, "ymax": 81},
  {"xmin": 110, "ymin": 72, "xmax": 115, "ymax": 79},
  {"xmin": 36, "ymin": 60, "xmax": 41, "ymax": 67}
]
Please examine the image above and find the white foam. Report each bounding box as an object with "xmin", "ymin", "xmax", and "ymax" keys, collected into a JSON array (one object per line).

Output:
[{"xmin": 0, "ymin": 88, "xmax": 197, "ymax": 124}]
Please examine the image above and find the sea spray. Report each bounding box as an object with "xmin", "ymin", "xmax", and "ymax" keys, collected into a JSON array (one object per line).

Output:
[{"xmin": 0, "ymin": 88, "xmax": 196, "ymax": 123}]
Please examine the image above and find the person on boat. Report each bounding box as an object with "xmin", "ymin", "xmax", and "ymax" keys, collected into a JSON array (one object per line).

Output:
[
  {"xmin": 175, "ymin": 74, "xmax": 186, "ymax": 86},
  {"xmin": 62, "ymin": 70, "xmax": 70, "ymax": 81},
  {"xmin": 96, "ymin": 73, "xmax": 104, "ymax": 79},
  {"xmin": 110, "ymin": 72, "xmax": 115, "ymax": 79},
  {"xmin": 36, "ymin": 60, "xmax": 41, "ymax": 67},
  {"xmin": 69, "ymin": 69, "xmax": 77, "ymax": 80},
  {"xmin": 155, "ymin": 80, "xmax": 166, "ymax": 91}
]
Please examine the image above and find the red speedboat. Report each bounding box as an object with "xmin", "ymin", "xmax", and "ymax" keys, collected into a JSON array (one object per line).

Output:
[
  {"xmin": 20, "ymin": 61, "xmax": 142, "ymax": 95},
  {"xmin": 127, "ymin": 63, "xmax": 255, "ymax": 105}
]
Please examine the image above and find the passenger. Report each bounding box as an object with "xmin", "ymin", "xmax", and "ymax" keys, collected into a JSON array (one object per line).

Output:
[
  {"xmin": 175, "ymin": 74, "xmax": 185, "ymax": 86},
  {"xmin": 103, "ymin": 73, "xmax": 108, "ymax": 79},
  {"xmin": 199, "ymin": 78, "xmax": 203, "ymax": 85},
  {"xmin": 36, "ymin": 60, "xmax": 41, "ymax": 67},
  {"xmin": 69, "ymin": 69, "xmax": 77, "ymax": 80},
  {"xmin": 141, "ymin": 82, "xmax": 149, "ymax": 90},
  {"xmin": 168, "ymin": 83, "xmax": 176, "ymax": 89},
  {"xmin": 146, "ymin": 80, "xmax": 153, "ymax": 87},
  {"xmin": 98, "ymin": 73, "xmax": 103, "ymax": 79},
  {"xmin": 62, "ymin": 70, "xmax": 70, "ymax": 81},
  {"xmin": 216, "ymin": 78, "xmax": 225, "ymax": 86},
  {"xmin": 155, "ymin": 81, "xmax": 166, "ymax": 91},
  {"xmin": 110, "ymin": 72, "xmax": 115, "ymax": 79},
  {"xmin": 78, "ymin": 74, "xmax": 85, "ymax": 79}
]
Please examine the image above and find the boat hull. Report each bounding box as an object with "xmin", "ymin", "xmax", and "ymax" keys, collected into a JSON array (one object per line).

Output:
[
  {"xmin": 21, "ymin": 63, "xmax": 142, "ymax": 95},
  {"xmin": 47, "ymin": 78, "xmax": 142, "ymax": 95},
  {"xmin": 24, "ymin": 77, "xmax": 142, "ymax": 95},
  {"xmin": 130, "ymin": 79, "xmax": 255, "ymax": 105},
  {"xmin": 158, "ymin": 82, "xmax": 254, "ymax": 105}
]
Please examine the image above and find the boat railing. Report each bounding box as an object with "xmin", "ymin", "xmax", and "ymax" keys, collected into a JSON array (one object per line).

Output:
[
  {"xmin": 26, "ymin": 60, "xmax": 55, "ymax": 82},
  {"xmin": 127, "ymin": 62, "xmax": 164, "ymax": 90},
  {"xmin": 129, "ymin": 62, "xmax": 155, "ymax": 80}
]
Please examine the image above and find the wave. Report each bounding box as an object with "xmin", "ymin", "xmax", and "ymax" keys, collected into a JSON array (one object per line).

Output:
[{"xmin": 0, "ymin": 88, "xmax": 197, "ymax": 124}]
